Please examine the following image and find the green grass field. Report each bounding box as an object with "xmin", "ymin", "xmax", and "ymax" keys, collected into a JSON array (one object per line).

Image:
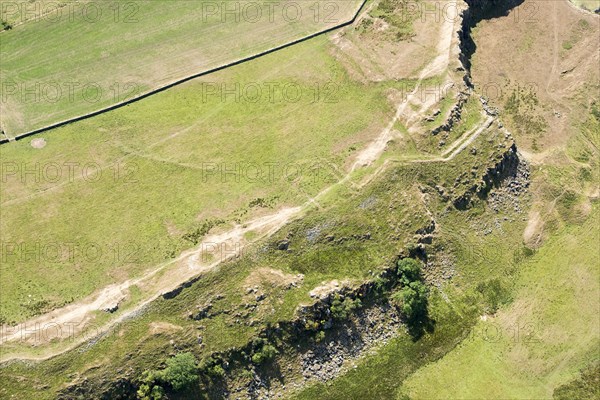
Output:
[
  {"xmin": 402, "ymin": 206, "xmax": 599, "ymax": 399},
  {"xmin": 0, "ymin": 0, "xmax": 363, "ymax": 136},
  {"xmin": 1, "ymin": 0, "xmax": 598, "ymax": 398},
  {"xmin": 0, "ymin": 33, "xmax": 395, "ymax": 324}
]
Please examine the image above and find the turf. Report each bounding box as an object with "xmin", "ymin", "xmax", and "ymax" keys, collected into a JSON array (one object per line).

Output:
[
  {"xmin": 0, "ymin": 146, "xmax": 436, "ymax": 397},
  {"xmin": 0, "ymin": 0, "xmax": 363, "ymax": 135},
  {"xmin": 0, "ymin": 34, "xmax": 393, "ymax": 324},
  {"xmin": 401, "ymin": 205, "xmax": 599, "ymax": 399}
]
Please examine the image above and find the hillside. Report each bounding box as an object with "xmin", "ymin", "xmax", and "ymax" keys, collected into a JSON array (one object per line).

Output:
[{"xmin": 0, "ymin": 1, "xmax": 598, "ymax": 399}]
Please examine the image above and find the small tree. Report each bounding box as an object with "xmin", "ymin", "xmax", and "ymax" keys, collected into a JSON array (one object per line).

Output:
[
  {"xmin": 161, "ymin": 352, "xmax": 199, "ymax": 391},
  {"xmin": 199, "ymin": 355, "xmax": 225, "ymax": 378},
  {"xmin": 397, "ymin": 258, "xmax": 422, "ymax": 285},
  {"xmin": 137, "ymin": 384, "xmax": 164, "ymax": 400},
  {"xmin": 138, "ymin": 353, "xmax": 201, "ymax": 399},
  {"xmin": 393, "ymin": 258, "xmax": 433, "ymax": 338},
  {"xmin": 137, "ymin": 370, "xmax": 165, "ymax": 400},
  {"xmin": 251, "ymin": 344, "xmax": 278, "ymax": 365},
  {"xmin": 391, "ymin": 281, "xmax": 428, "ymax": 321},
  {"xmin": 330, "ymin": 294, "xmax": 362, "ymax": 320}
]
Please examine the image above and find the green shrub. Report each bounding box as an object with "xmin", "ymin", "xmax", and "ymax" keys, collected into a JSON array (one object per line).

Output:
[
  {"xmin": 199, "ymin": 355, "xmax": 225, "ymax": 377},
  {"xmin": 397, "ymin": 258, "xmax": 422, "ymax": 285},
  {"xmin": 251, "ymin": 344, "xmax": 279, "ymax": 365},
  {"xmin": 161, "ymin": 352, "xmax": 199, "ymax": 391},
  {"xmin": 330, "ymin": 294, "xmax": 362, "ymax": 320},
  {"xmin": 304, "ymin": 319, "xmax": 320, "ymax": 331},
  {"xmin": 137, "ymin": 383, "xmax": 165, "ymax": 400},
  {"xmin": 137, "ymin": 370, "xmax": 165, "ymax": 400},
  {"xmin": 392, "ymin": 258, "xmax": 432, "ymax": 337},
  {"xmin": 391, "ymin": 281, "xmax": 428, "ymax": 320},
  {"xmin": 315, "ymin": 330, "xmax": 326, "ymax": 343},
  {"xmin": 207, "ymin": 364, "xmax": 225, "ymax": 377},
  {"xmin": 137, "ymin": 352, "xmax": 199, "ymax": 399}
]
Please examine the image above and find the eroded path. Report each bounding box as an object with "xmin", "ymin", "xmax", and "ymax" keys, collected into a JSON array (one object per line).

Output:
[{"xmin": 0, "ymin": 0, "xmax": 481, "ymax": 362}]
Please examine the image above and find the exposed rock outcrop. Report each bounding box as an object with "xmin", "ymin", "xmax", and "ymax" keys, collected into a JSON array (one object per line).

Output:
[{"xmin": 453, "ymin": 143, "xmax": 529, "ymax": 210}]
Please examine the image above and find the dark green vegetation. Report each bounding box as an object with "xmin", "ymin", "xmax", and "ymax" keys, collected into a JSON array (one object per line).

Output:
[
  {"xmin": 330, "ymin": 294, "xmax": 362, "ymax": 321},
  {"xmin": 359, "ymin": 0, "xmax": 420, "ymax": 41},
  {"xmin": 553, "ymin": 363, "xmax": 600, "ymax": 400},
  {"xmin": 391, "ymin": 258, "xmax": 431, "ymax": 339},
  {"xmin": 138, "ymin": 352, "xmax": 199, "ymax": 399}
]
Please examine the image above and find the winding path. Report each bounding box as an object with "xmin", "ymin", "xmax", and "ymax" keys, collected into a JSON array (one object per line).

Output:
[{"xmin": 0, "ymin": 0, "xmax": 492, "ymax": 362}]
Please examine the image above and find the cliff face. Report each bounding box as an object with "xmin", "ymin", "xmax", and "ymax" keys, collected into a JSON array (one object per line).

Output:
[
  {"xmin": 452, "ymin": 143, "xmax": 529, "ymax": 210},
  {"xmin": 459, "ymin": 0, "xmax": 525, "ymax": 74},
  {"xmin": 436, "ymin": 0, "xmax": 525, "ymax": 138}
]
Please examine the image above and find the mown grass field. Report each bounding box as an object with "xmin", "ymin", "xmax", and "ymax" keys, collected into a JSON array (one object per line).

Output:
[
  {"xmin": 0, "ymin": 0, "xmax": 363, "ymax": 135},
  {"xmin": 0, "ymin": 33, "xmax": 396, "ymax": 324}
]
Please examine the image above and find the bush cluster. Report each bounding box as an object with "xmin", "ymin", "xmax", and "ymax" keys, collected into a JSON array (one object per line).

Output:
[
  {"xmin": 391, "ymin": 258, "xmax": 429, "ymax": 322},
  {"xmin": 330, "ymin": 294, "xmax": 362, "ymax": 321},
  {"xmin": 137, "ymin": 353, "xmax": 199, "ymax": 400}
]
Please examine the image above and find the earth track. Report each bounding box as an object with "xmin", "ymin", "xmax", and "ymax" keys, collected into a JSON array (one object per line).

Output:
[{"xmin": 0, "ymin": 0, "xmax": 488, "ymax": 363}]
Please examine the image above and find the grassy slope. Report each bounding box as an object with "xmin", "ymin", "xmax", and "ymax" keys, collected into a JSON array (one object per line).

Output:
[
  {"xmin": 0, "ymin": 150, "xmax": 435, "ymax": 399},
  {"xmin": 291, "ymin": 99, "xmax": 600, "ymax": 400},
  {"xmin": 290, "ymin": 186, "xmax": 598, "ymax": 400},
  {"xmin": 283, "ymin": 118, "xmax": 522, "ymax": 399},
  {"xmin": 0, "ymin": 0, "xmax": 362, "ymax": 135},
  {"xmin": 0, "ymin": 94, "xmax": 508, "ymax": 396},
  {"xmin": 402, "ymin": 206, "xmax": 599, "ymax": 399},
  {"xmin": 0, "ymin": 34, "xmax": 394, "ymax": 323}
]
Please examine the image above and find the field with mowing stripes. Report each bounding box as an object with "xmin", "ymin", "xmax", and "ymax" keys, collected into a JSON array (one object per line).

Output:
[{"xmin": 0, "ymin": 0, "xmax": 363, "ymax": 136}]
